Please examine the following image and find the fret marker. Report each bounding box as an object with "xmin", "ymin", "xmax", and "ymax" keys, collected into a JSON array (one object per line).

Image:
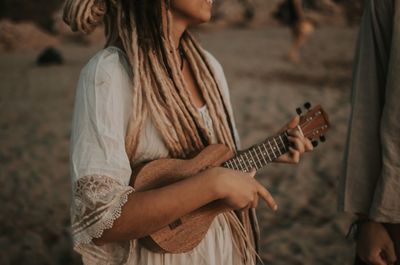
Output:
[
  {"xmin": 273, "ymin": 138, "xmax": 281, "ymax": 156},
  {"xmin": 243, "ymin": 152, "xmax": 252, "ymax": 171},
  {"xmin": 262, "ymin": 143, "xmax": 272, "ymax": 161},
  {"xmin": 248, "ymin": 151, "xmax": 256, "ymax": 169},
  {"xmin": 258, "ymin": 145, "xmax": 268, "ymax": 165},
  {"xmin": 239, "ymin": 154, "xmax": 249, "ymax": 171},
  {"xmin": 268, "ymin": 141, "xmax": 276, "ymax": 158}
]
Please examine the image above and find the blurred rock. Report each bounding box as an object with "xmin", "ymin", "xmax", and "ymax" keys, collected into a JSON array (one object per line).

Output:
[
  {"xmin": 0, "ymin": 20, "xmax": 59, "ymax": 52},
  {"xmin": 0, "ymin": 0, "xmax": 64, "ymax": 32},
  {"xmin": 37, "ymin": 47, "xmax": 64, "ymax": 66}
]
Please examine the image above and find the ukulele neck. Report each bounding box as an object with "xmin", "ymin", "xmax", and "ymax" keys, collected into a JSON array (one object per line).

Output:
[{"xmin": 222, "ymin": 132, "xmax": 291, "ymax": 172}]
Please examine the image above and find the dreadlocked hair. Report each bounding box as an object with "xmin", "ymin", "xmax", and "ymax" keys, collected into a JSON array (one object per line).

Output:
[
  {"xmin": 63, "ymin": 0, "xmax": 258, "ymax": 263},
  {"xmin": 102, "ymin": 0, "xmax": 237, "ymax": 159}
]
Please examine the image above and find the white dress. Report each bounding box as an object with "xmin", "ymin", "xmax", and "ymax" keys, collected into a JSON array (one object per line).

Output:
[{"xmin": 69, "ymin": 46, "xmax": 245, "ymax": 265}]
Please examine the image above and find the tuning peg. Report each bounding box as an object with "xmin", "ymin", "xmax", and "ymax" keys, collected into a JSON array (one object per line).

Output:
[
  {"xmin": 312, "ymin": 141, "xmax": 319, "ymax": 147},
  {"xmin": 296, "ymin": 108, "xmax": 302, "ymax": 115},
  {"xmin": 304, "ymin": 102, "xmax": 311, "ymax": 110},
  {"xmin": 320, "ymin": 135, "xmax": 326, "ymax": 142}
]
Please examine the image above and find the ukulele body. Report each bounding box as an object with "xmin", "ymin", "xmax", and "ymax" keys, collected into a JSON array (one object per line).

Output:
[
  {"xmin": 129, "ymin": 104, "xmax": 330, "ymax": 253},
  {"xmin": 130, "ymin": 144, "xmax": 235, "ymax": 253}
]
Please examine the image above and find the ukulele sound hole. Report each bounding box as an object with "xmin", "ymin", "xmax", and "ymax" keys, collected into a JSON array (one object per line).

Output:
[{"xmin": 169, "ymin": 219, "xmax": 183, "ymax": 230}]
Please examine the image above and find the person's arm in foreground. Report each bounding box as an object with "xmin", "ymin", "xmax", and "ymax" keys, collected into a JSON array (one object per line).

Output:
[
  {"xmin": 349, "ymin": 0, "xmax": 400, "ymax": 264},
  {"xmin": 94, "ymin": 167, "xmax": 276, "ymax": 245}
]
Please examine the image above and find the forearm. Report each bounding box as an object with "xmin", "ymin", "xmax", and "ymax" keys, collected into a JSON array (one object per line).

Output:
[{"xmin": 94, "ymin": 168, "xmax": 223, "ymax": 245}]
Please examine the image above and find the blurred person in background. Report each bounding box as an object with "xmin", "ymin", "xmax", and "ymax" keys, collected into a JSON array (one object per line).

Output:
[
  {"xmin": 340, "ymin": 0, "xmax": 400, "ymax": 264},
  {"xmin": 62, "ymin": 0, "xmax": 312, "ymax": 264},
  {"xmin": 273, "ymin": 0, "xmax": 314, "ymax": 63},
  {"xmin": 212, "ymin": 0, "xmax": 255, "ymax": 25}
]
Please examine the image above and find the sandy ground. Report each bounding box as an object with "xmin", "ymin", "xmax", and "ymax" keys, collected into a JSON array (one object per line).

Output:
[{"xmin": 0, "ymin": 26, "xmax": 357, "ymax": 265}]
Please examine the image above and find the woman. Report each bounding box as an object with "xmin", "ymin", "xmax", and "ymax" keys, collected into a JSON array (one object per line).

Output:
[
  {"xmin": 212, "ymin": 0, "xmax": 255, "ymax": 25},
  {"xmin": 63, "ymin": 0, "xmax": 313, "ymax": 264}
]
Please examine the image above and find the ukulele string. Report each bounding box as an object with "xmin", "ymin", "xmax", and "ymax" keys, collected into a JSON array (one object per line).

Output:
[
  {"xmin": 230, "ymin": 120, "xmax": 325, "ymax": 172},
  {"xmin": 226, "ymin": 110, "xmax": 326, "ymax": 171},
  {"xmin": 226, "ymin": 134, "xmax": 290, "ymax": 171}
]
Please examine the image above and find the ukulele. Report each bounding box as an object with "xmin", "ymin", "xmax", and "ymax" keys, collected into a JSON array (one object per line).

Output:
[{"xmin": 129, "ymin": 103, "xmax": 330, "ymax": 253}]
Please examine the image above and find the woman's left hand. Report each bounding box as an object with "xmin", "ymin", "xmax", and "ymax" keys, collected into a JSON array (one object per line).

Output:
[{"xmin": 275, "ymin": 116, "xmax": 314, "ymax": 164}]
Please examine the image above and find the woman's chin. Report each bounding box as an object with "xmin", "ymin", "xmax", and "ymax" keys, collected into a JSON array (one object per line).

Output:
[{"xmin": 192, "ymin": 13, "xmax": 212, "ymax": 25}]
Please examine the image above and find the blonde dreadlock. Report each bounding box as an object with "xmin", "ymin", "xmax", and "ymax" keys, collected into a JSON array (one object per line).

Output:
[{"xmin": 63, "ymin": 0, "xmax": 258, "ymax": 263}]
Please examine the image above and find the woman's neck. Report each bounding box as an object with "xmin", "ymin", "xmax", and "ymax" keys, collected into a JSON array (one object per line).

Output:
[
  {"xmin": 169, "ymin": 19, "xmax": 187, "ymax": 49},
  {"xmin": 161, "ymin": 2, "xmax": 189, "ymax": 49}
]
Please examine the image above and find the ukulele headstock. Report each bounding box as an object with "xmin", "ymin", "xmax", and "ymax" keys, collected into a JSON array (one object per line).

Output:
[{"xmin": 296, "ymin": 102, "xmax": 330, "ymax": 147}]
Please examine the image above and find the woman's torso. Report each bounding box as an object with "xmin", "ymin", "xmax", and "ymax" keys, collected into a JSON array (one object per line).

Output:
[{"xmin": 88, "ymin": 46, "xmax": 241, "ymax": 264}]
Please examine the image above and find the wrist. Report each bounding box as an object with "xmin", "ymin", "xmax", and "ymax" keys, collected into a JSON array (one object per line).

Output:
[
  {"xmin": 347, "ymin": 216, "xmax": 378, "ymax": 240},
  {"xmin": 202, "ymin": 167, "xmax": 228, "ymax": 200}
]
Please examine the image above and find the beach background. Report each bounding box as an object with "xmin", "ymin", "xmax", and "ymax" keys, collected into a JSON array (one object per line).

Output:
[{"xmin": 0, "ymin": 1, "xmax": 363, "ymax": 264}]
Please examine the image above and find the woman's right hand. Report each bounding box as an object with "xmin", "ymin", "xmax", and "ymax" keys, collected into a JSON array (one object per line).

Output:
[{"xmin": 212, "ymin": 167, "xmax": 278, "ymax": 211}]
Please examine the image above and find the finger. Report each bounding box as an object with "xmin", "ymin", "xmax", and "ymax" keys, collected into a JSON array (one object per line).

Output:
[
  {"xmin": 288, "ymin": 136, "xmax": 306, "ymax": 154},
  {"xmin": 251, "ymin": 193, "xmax": 259, "ymax": 209},
  {"xmin": 288, "ymin": 147, "xmax": 300, "ymax": 163},
  {"xmin": 287, "ymin": 128, "xmax": 303, "ymax": 138},
  {"xmin": 255, "ymin": 182, "xmax": 278, "ymax": 211},
  {"xmin": 383, "ymin": 243, "xmax": 397, "ymax": 264},
  {"xmin": 304, "ymin": 138, "xmax": 314, "ymax": 152},
  {"xmin": 288, "ymin": 131, "xmax": 313, "ymax": 152},
  {"xmin": 245, "ymin": 168, "xmax": 257, "ymax": 178},
  {"xmin": 250, "ymin": 168, "xmax": 256, "ymax": 177}
]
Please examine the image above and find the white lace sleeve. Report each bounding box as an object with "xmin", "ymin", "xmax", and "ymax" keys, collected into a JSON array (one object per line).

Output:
[
  {"xmin": 69, "ymin": 48, "xmax": 135, "ymax": 264},
  {"xmin": 71, "ymin": 175, "xmax": 134, "ymax": 264},
  {"xmin": 71, "ymin": 175, "xmax": 134, "ymax": 244}
]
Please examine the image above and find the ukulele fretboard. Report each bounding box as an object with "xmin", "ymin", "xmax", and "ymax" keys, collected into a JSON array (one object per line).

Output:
[{"xmin": 222, "ymin": 132, "xmax": 290, "ymax": 172}]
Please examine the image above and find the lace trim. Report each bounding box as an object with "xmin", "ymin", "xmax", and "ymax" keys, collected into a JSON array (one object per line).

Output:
[
  {"xmin": 74, "ymin": 241, "xmax": 132, "ymax": 265},
  {"xmin": 71, "ymin": 175, "xmax": 135, "ymax": 246}
]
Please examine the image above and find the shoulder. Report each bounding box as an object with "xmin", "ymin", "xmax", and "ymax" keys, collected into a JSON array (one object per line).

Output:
[
  {"xmin": 73, "ymin": 47, "xmax": 133, "ymax": 129},
  {"xmin": 81, "ymin": 46, "xmax": 131, "ymax": 86},
  {"xmin": 77, "ymin": 47, "xmax": 132, "ymax": 100},
  {"xmin": 201, "ymin": 49, "xmax": 231, "ymax": 98},
  {"xmin": 202, "ymin": 49, "xmax": 224, "ymax": 77}
]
